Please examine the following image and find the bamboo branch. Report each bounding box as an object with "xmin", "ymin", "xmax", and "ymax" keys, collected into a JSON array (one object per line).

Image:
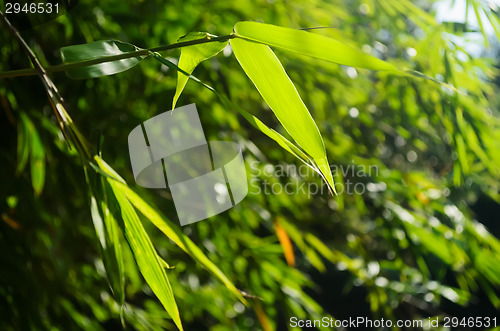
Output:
[{"xmin": 0, "ymin": 34, "xmax": 235, "ymax": 79}]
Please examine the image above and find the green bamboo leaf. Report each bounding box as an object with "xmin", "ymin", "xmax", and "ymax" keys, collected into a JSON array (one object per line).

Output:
[
  {"xmin": 30, "ymin": 122, "xmax": 45, "ymax": 195},
  {"xmin": 16, "ymin": 113, "xmax": 31, "ymax": 175},
  {"xmin": 230, "ymin": 38, "xmax": 335, "ymax": 193},
  {"xmin": 485, "ymin": 8, "xmax": 500, "ymax": 42},
  {"xmin": 278, "ymin": 218, "xmax": 326, "ymax": 272},
  {"xmin": 87, "ymin": 175, "xmax": 126, "ymax": 312},
  {"xmin": 94, "ymin": 156, "xmax": 247, "ymax": 305},
  {"xmin": 60, "ymin": 40, "xmax": 146, "ymax": 79},
  {"xmin": 233, "ymin": 22, "xmax": 398, "ymax": 71},
  {"xmin": 101, "ymin": 185, "xmax": 126, "ymax": 310},
  {"xmin": 106, "ymin": 176, "xmax": 183, "ymax": 330},
  {"xmin": 173, "ymin": 32, "xmax": 228, "ymax": 109},
  {"xmin": 89, "ymin": 192, "xmax": 125, "ymax": 309},
  {"xmin": 471, "ymin": 1, "xmax": 488, "ymax": 47},
  {"xmin": 153, "ymin": 53, "xmax": 313, "ymax": 167}
]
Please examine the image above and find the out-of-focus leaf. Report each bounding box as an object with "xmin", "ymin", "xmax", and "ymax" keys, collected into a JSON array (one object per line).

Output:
[
  {"xmin": 106, "ymin": 176, "xmax": 182, "ymax": 330},
  {"xmin": 392, "ymin": 0, "xmax": 440, "ymax": 28},
  {"xmin": 16, "ymin": 113, "xmax": 31, "ymax": 175},
  {"xmin": 471, "ymin": 1, "xmax": 488, "ymax": 47},
  {"xmin": 30, "ymin": 122, "xmax": 45, "ymax": 195},
  {"xmin": 254, "ymin": 302, "xmax": 273, "ymax": 331},
  {"xmin": 94, "ymin": 156, "xmax": 247, "ymax": 305},
  {"xmin": 274, "ymin": 219, "xmax": 295, "ymax": 267},
  {"xmin": 172, "ymin": 32, "xmax": 228, "ymax": 109},
  {"xmin": 485, "ymin": 8, "xmax": 500, "ymax": 42},
  {"xmin": 230, "ymin": 38, "xmax": 335, "ymax": 193},
  {"xmin": 475, "ymin": 251, "xmax": 500, "ymax": 286},
  {"xmin": 279, "ymin": 218, "xmax": 326, "ymax": 272},
  {"xmin": 233, "ymin": 22, "xmax": 398, "ymax": 71},
  {"xmin": 455, "ymin": 135, "xmax": 469, "ymax": 175},
  {"xmin": 60, "ymin": 40, "xmax": 146, "ymax": 79}
]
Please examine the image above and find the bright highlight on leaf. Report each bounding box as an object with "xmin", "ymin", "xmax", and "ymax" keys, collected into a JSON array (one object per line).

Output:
[
  {"xmin": 230, "ymin": 38, "xmax": 335, "ymax": 193},
  {"xmin": 234, "ymin": 21, "xmax": 399, "ymax": 72},
  {"xmin": 93, "ymin": 157, "xmax": 183, "ymax": 330},
  {"xmin": 173, "ymin": 32, "xmax": 228, "ymax": 109},
  {"xmin": 60, "ymin": 40, "xmax": 146, "ymax": 79}
]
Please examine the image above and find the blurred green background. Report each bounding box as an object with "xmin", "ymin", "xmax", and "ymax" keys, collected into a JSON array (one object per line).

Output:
[{"xmin": 1, "ymin": 0, "xmax": 500, "ymax": 330}]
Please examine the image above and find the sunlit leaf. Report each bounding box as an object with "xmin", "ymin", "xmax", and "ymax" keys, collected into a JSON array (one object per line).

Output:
[
  {"xmin": 230, "ymin": 38, "xmax": 335, "ymax": 192},
  {"xmin": 234, "ymin": 22, "xmax": 398, "ymax": 71},
  {"xmin": 94, "ymin": 156, "xmax": 247, "ymax": 305},
  {"xmin": 107, "ymin": 177, "xmax": 183, "ymax": 330},
  {"xmin": 60, "ymin": 40, "xmax": 146, "ymax": 79},
  {"xmin": 173, "ymin": 32, "xmax": 228, "ymax": 109},
  {"xmin": 153, "ymin": 53, "xmax": 313, "ymax": 167}
]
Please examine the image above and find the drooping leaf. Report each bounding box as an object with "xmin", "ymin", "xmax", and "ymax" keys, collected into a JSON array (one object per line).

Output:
[
  {"xmin": 94, "ymin": 156, "xmax": 247, "ymax": 305},
  {"xmin": 172, "ymin": 32, "xmax": 228, "ymax": 109},
  {"xmin": 106, "ymin": 177, "xmax": 183, "ymax": 330},
  {"xmin": 101, "ymin": 183, "xmax": 126, "ymax": 310},
  {"xmin": 233, "ymin": 22, "xmax": 398, "ymax": 71},
  {"xmin": 86, "ymin": 171, "xmax": 125, "ymax": 314},
  {"xmin": 153, "ymin": 53, "xmax": 313, "ymax": 167},
  {"xmin": 230, "ymin": 38, "xmax": 335, "ymax": 193},
  {"xmin": 60, "ymin": 40, "xmax": 146, "ymax": 79}
]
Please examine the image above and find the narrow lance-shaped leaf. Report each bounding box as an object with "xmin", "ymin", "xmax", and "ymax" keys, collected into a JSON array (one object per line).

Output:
[
  {"xmin": 94, "ymin": 155, "xmax": 247, "ymax": 305},
  {"xmin": 101, "ymin": 184, "xmax": 126, "ymax": 311},
  {"xmin": 234, "ymin": 22, "xmax": 399, "ymax": 72},
  {"xmin": 230, "ymin": 38, "xmax": 335, "ymax": 193},
  {"xmin": 471, "ymin": 1, "xmax": 489, "ymax": 47},
  {"xmin": 153, "ymin": 53, "xmax": 314, "ymax": 168},
  {"xmin": 86, "ymin": 172, "xmax": 126, "ymax": 313},
  {"xmin": 234, "ymin": 22, "xmax": 455, "ymax": 91},
  {"xmin": 60, "ymin": 40, "xmax": 146, "ymax": 79},
  {"xmin": 106, "ymin": 177, "xmax": 183, "ymax": 330},
  {"xmin": 173, "ymin": 32, "xmax": 228, "ymax": 109}
]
